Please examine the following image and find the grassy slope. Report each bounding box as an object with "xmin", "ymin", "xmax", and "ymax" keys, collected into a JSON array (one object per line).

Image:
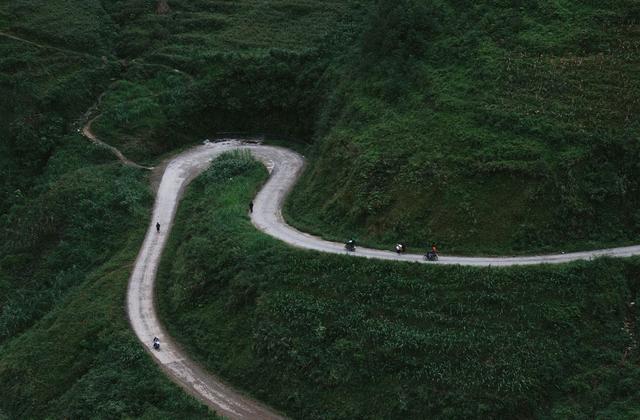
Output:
[
  {"xmin": 286, "ymin": 0, "xmax": 640, "ymax": 255},
  {"xmin": 3, "ymin": 0, "xmax": 640, "ymax": 417},
  {"xmin": 158, "ymin": 153, "xmax": 640, "ymax": 419},
  {"xmin": 90, "ymin": 0, "xmax": 357, "ymax": 163},
  {"xmin": 8, "ymin": 0, "xmax": 639, "ymax": 255},
  {"xmin": 0, "ymin": 0, "xmax": 354, "ymax": 416},
  {"xmin": 0, "ymin": 2, "xmax": 210, "ymax": 417},
  {"xmin": 0, "ymin": 136, "xmax": 212, "ymax": 418}
]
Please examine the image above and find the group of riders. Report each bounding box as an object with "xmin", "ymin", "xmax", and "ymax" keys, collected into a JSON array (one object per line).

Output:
[
  {"xmin": 243, "ymin": 202, "xmax": 439, "ymax": 261},
  {"xmin": 345, "ymin": 240, "xmax": 439, "ymax": 261}
]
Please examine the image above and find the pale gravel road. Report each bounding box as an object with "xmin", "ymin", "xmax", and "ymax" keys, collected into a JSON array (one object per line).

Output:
[{"xmin": 127, "ymin": 140, "xmax": 640, "ymax": 419}]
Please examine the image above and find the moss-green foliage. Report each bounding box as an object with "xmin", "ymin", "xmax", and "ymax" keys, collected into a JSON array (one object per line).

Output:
[
  {"xmin": 91, "ymin": 73, "xmax": 187, "ymax": 163},
  {"xmin": 159, "ymin": 154, "xmax": 640, "ymax": 419},
  {"xmin": 0, "ymin": 19, "xmax": 209, "ymax": 415},
  {"xmin": 0, "ymin": 229, "xmax": 211, "ymax": 419},
  {"xmin": 107, "ymin": 0, "xmax": 355, "ymax": 58},
  {"xmin": 0, "ymin": 136, "xmax": 211, "ymax": 417},
  {"xmin": 5, "ymin": 0, "xmax": 639, "ymax": 255},
  {"xmin": 3, "ymin": 0, "xmax": 640, "ymax": 416},
  {"xmin": 0, "ymin": 36, "xmax": 115, "ymax": 214},
  {"xmin": 9, "ymin": 0, "xmax": 114, "ymax": 50},
  {"xmin": 0, "ymin": 131, "xmax": 211, "ymax": 417},
  {"xmin": 287, "ymin": 0, "xmax": 640, "ymax": 254},
  {"xmin": 88, "ymin": 0, "xmax": 358, "ymax": 162},
  {"xmin": 3, "ymin": 0, "xmax": 116, "ymax": 54}
]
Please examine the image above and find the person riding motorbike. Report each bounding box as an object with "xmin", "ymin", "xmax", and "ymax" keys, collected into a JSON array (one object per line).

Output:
[
  {"xmin": 425, "ymin": 243, "xmax": 438, "ymax": 261},
  {"xmin": 395, "ymin": 243, "xmax": 406, "ymax": 254},
  {"xmin": 153, "ymin": 337, "xmax": 160, "ymax": 350},
  {"xmin": 345, "ymin": 239, "xmax": 356, "ymax": 252}
]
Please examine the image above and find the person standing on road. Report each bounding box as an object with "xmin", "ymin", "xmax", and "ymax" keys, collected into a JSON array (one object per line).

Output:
[
  {"xmin": 249, "ymin": 201, "xmax": 254, "ymax": 213},
  {"xmin": 156, "ymin": 222, "xmax": 161, "ymax": 233}
]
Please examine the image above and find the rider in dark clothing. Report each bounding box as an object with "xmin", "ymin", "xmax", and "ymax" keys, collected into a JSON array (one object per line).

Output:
[
  {"xmin": 346, "ymin": 239, "xmax": 356, "ymax": 251},
  {"xmin": 156, "ymin": 222, "xmax": 161, "ymax": 232},
  {"xmin": 249, "ymin": 201, "xmax": 254, "ymax": 213},
  {"xmin": 426, "ymin": 243, "xmax": 438, "ymax": 260}
]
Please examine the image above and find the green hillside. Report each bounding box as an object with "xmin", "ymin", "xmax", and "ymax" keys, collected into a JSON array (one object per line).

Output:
[
  {"xmin": 158, "ymin": 153, "xmax": 640, "ymax": 419},
  {"xmin": 1, "ymin": 0, "xmax": 640, "ymax": 418},
  {"xmin": 285, "ymin": 0, "xmax": 640, "ymax": 255},
  {"xmin": 4, "ymin": 1, "xmax": 638, "ymax": 254},
  {"xmin": 0, "ymin": 0, "xmax": 353, "ymax": 416},
  {"xmin": 0, "ymin": 30, "xmax": 210, "ymax": 414}
]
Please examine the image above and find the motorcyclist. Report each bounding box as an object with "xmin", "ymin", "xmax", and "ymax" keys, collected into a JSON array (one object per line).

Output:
[
  {"xmin": 426, "ymin": 243, "xmax": 438, "ymax": 261},
  {"xmin": 395, "ymin": 243, "xmax": 406, "ymax": 253},
  {"xmin": 153, "ymin": 337, "xmax": 160, "ymax": 350},
  {"xmin": 345, "ymin": 239, "xmax": 356, "ymax": 251}
]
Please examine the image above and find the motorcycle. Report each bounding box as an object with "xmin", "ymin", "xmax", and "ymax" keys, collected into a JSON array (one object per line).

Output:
[
  {"xmin": 395, "ymin": 244, "xmax": 406, "ymax": 254},
  {"xmin": 345, "ymin": 241, "xmax": 356, "ymax": 252},
  {"xmin": 153, "ymin": 338, "xmax": 160, "ymax": 350},
  {"xmin": 424, "ymin": 251, "xmax": 438, "ymax": 262}
]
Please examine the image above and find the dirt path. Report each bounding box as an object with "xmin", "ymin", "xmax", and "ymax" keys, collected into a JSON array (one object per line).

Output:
[
  {"xmin": 82, "ymin": 117, "xmax": 153, "ymax": 170},
  {"xmin": 0, "ymin": 30, "xmax": 92, "ymax": 58},
  {"xmin": 0, "ymin": 30, "xmax": 192, "ymax": 79}
]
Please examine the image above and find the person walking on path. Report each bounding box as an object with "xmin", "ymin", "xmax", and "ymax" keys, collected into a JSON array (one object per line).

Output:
[
  {"xmin": 156, "ymin": 222, "xmax": 161, "ymax": 233},
  {"xmin": 249, "ymin": 201, "xmax": 254, "ymax": 213}
]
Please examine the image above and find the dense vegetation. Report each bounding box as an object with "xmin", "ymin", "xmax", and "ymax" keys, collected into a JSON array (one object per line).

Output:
[
  {"xmin": 159, "ymin": 153, "xmax": 640, "ymax": 419},
  {"xmin": 0, "ymin": 133, "xmax": 211, "ymax": 417},
  {"xmin": 287, "ymin": 0, "xmax": 640, "ymax": 254},
  {"xmin": 0, "ymin": 0, "xmax": 357, "ymax": 416},
  {"xmin": 9, "ymin": 0, "xmax": 637, "ymax": 254},
  {"xmin": 0, "ymin": 2, "xmax": 213, "ymax": 417},
  {"xmin": 2, "ymin": 0, "xmax": 640, "ymax": 417}
]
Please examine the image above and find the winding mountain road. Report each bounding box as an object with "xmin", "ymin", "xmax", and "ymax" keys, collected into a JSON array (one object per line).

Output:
[
  {"xmin": 124, "ymin": 139, "xmax": 640, "ymax": 419},
  {"xmin": 15, "ymin": 14, "xmax": 637, "ymax": 419}
]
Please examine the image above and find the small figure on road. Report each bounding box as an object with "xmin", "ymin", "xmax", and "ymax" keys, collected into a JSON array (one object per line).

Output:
[
  {"xmin": 153, "ymin": 337, "xmax": 160, "ymax": 350},
  {"xmin": 345, "ymin": 239, "xmax": 356, "ymax": 252},
  {"xmin": 249, "ymin": 201, "xmax": 254, "ymax": 213},
  {"xmin": 425, "ymin": 242, "xmax": 439, "ymax": 261},
  {"xmin": 156, "ymin": 222, "xmax": 161, "ymax": 233},
  {"xmin": 395, "ymin": 243, "xmax": 406, "ymax": 254}
]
